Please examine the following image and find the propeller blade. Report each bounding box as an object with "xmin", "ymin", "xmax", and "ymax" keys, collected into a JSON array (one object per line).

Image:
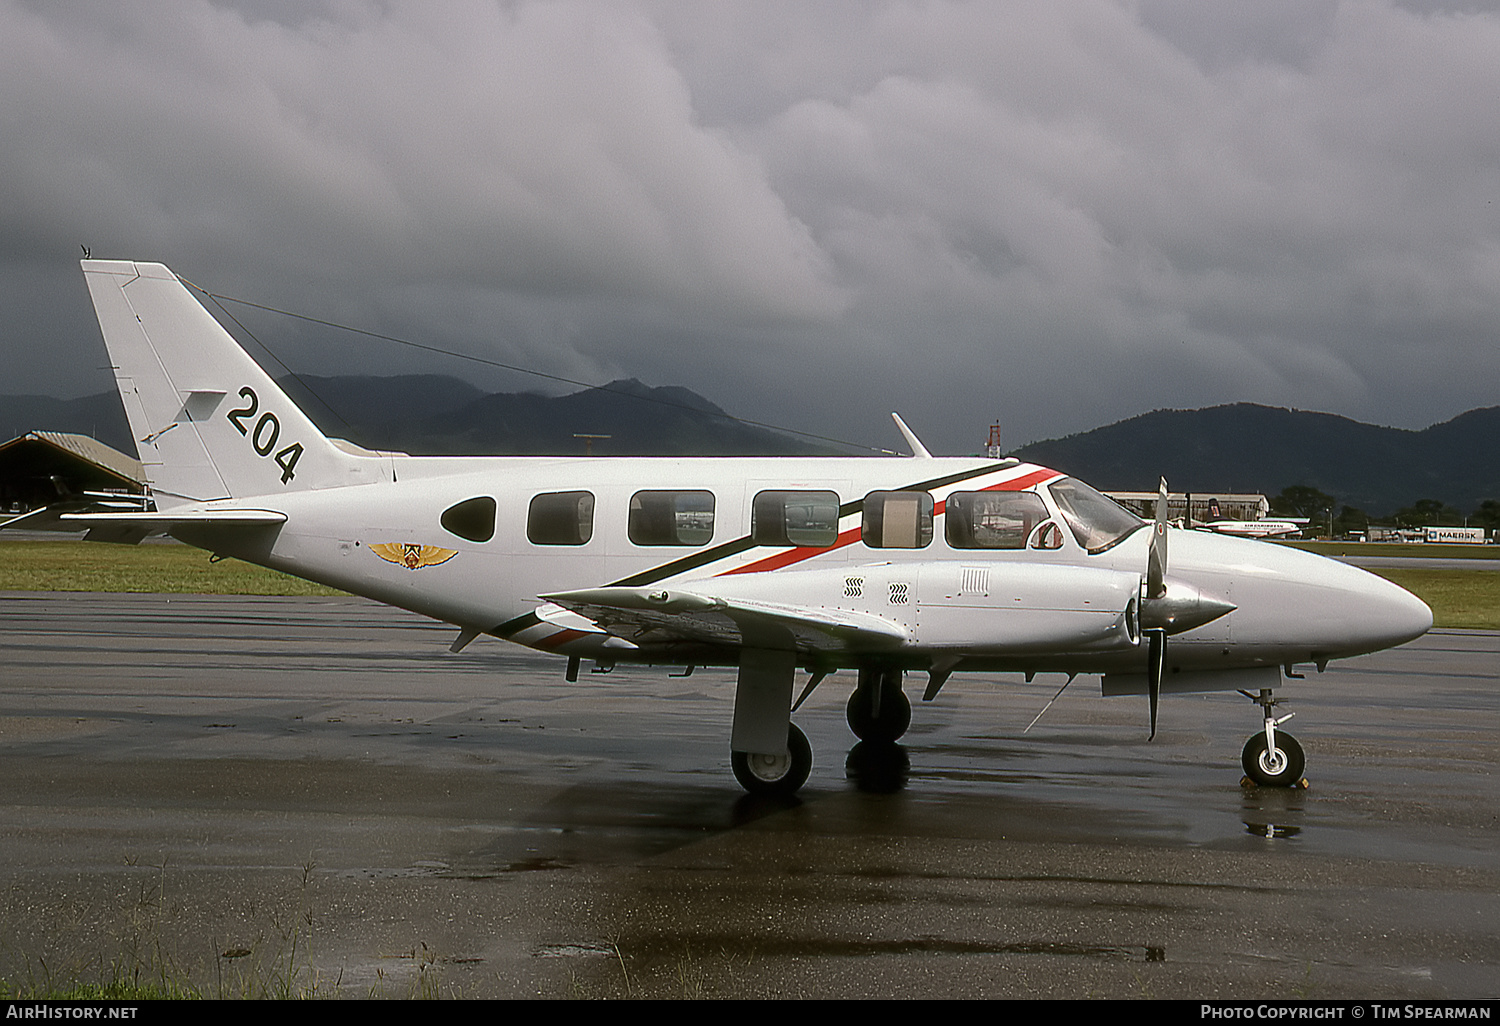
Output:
[
  {"xmin": 1141, "ymin": 479, "xmax": 1170, "ymax": 737},
  {"xmin": 1146, "ymin": 627, "xmax": 1165, "ymax": 740},
  {"xmin": 1146, "ymin": 477, "xmax": 1168, "ymax": 600}
]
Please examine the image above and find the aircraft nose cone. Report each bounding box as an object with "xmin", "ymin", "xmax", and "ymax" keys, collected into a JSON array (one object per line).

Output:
[
  {"xmin": 1311, "ymin": 558, "xmax": 1433, "ymax": 657},
  {"xmin": 1359, "ymin": 571, "xmax": 1433, "ymax": 651},
  {"xmin": 1169, "ymin": 532, "xmax": 1434, "ymax": 659}
]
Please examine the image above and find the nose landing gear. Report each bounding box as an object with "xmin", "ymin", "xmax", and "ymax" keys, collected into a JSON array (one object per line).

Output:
[{"xmin": 1239, "ymin": 687, "xmax": 1305, "ymax": 787}]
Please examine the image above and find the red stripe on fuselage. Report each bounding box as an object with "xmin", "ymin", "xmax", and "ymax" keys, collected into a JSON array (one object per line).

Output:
[
  {"xmin": 719, "ymin": 526, "xmax": 863, "ymax": 576},
  {"xmin": 977, "ymin": 467, "xmax": 1062, "ymax": 492},
  {"xmin": 717, "ymin": 466, "xmax": 1062, "ymax": 577},
  {"xmin": 534, "ymin": 629, "xmax": 590, "ymax": 651}
]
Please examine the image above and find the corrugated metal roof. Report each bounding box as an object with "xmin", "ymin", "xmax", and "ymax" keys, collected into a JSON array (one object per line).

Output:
[{"xmin": 14, "ymin": 431, "xmax": 144, "ymax": 485}]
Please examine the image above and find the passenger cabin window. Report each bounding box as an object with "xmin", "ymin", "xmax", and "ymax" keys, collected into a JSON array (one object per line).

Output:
[
  {"xmin": 629, "ymin": 490, "xmax": 715, "ymax": 546},
  {"xmin": 440, "ymin": 496, "xmax": 496, "ymax": 543},
  {"xmin": 945, "ymin": 491, "xmax": 1049, "ymax": 549},
  {"xmin": 527, "ymin": 491, "xmax": 594, "ymax": 546},
  {"xmin": 752, "ymin": 490, "xmax": 840, "ymax": 547},
  {"xmin": 861, "ymin": 490, "xmax": 933, "ymax": 548}
]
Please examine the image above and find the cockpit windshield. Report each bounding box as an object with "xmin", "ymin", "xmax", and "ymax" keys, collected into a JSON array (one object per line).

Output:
[{"xmin": 1046, "ymin": 477, "xmax": 1144, "ymax": 553}]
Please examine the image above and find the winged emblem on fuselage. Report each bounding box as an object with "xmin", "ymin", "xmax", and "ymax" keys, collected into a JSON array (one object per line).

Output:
[{"xmin": 369, "ymin": 542, "xmax": 458, "ymax": 570}]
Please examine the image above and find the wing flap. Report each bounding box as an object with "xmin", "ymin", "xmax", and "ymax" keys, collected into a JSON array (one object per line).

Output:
[{"xmin": 542, "ymin": 586, "xmax": 908, "ymax": 653}]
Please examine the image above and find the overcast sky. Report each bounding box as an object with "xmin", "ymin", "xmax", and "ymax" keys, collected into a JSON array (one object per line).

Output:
[{"xmin": 3, "ymin": 0, "xmax": 1498, "ymax": 454}]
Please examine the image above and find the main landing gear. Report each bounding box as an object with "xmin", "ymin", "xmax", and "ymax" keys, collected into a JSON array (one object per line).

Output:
[
  {"xmin": 1240, "ymin": 687, "xmax": 1305, "ymax": 787},
  {"xmin": 843, "ymin": 669, "xmax": 914, "ymax": 793},
  {"xmin": 729, "ymin": 667, "xmax": 912, "ymax": 798},
  {"xmin": 731, "ymin": 723, "xmax": 812, "ymax": 797},
  {"xmin": 846, "ymin": 668, "xmax": 911, "ymax": 743}
]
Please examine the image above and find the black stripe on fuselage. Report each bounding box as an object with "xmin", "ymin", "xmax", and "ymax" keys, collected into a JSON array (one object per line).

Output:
[
  {"xmin": 492, "ymin": 610, "xmax": 542, "ymax": 639},
  {"xmin": 607, "ymin": 460, "xmax": 1009, "ymax": 588}
]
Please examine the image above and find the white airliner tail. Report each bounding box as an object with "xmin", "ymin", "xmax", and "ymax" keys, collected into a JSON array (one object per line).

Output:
[{"xmin": 82, "ymin": 260, "xmax": 364, "ymax": 508}]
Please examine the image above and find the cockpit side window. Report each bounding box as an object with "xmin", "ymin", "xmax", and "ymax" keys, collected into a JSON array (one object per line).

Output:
[
  {"xmin": 440, "ymin": 496, "xmax": 497, "ymax": 543},
  {"xmin": 1030, "ymin": 521, "xmax": 1064, "ymax": 549},
  {"xmin": 1046, "ymin": 477, "xmax": 1143, "ymax": 553},
  {"xmin": 945, "ymin": 490, "xmax": 1049, "ymax": 549}
]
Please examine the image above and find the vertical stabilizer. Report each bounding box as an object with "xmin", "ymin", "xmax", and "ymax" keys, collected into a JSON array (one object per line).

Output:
[{"xmin": 82, "ymin": 260, "xmax": 365, "ymax": 507}]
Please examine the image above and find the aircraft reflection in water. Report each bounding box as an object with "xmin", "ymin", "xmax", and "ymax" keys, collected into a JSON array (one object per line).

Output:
[{"xmin": 7, "ymin": 262, "xmax": 1433, "ymax": 797}]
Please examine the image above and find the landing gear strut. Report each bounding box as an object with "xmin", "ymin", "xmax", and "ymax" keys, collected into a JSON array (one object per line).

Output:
[
  {"xmin": 1240, "ymin": 687, "xmax": 1305, "ymax": 787},
  {"xmin": 846, "ymin": 668, "xmax": 911, "ymax": 743},
  {"xmin": 732, "ymin": 722, "xmax": 812, "ymax": 798}
]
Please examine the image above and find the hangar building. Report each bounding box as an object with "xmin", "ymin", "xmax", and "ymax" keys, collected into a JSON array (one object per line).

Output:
[{"xmin": 0, "ymin": 431, "xmax": 145, "ymax": 514}]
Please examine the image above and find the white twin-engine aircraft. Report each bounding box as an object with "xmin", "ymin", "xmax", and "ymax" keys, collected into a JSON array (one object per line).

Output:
[
  {"xmin": 1197, "ymin": 498, "xmax": 1306, "ymax": 540},
  {"xmin": 21, "ymin": 261, "xmax": 1435, "ymax": 797}
]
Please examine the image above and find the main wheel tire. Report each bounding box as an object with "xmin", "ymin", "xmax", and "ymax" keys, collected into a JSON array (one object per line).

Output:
[
  {"xmin": 732, "ymin": 722, "xmax": 812, "ymax": 797},
  {"xmin": 846, "ymin": 677, "xmax": 912, "ymax": 743},
  {"xmin": 1241, "ymin": 731, "xmax": 1305, "ymax": 787}
]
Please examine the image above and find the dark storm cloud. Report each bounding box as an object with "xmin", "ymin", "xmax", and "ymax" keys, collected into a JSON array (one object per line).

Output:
[{"xmin": 3, "ymin": 1, "xmax": 1498, "ymax": 454}]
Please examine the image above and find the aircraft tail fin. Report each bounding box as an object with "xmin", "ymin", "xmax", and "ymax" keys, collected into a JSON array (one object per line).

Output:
[{"xmin": 82, "ymin": 260, "xmax": 368, "ymax": 507}]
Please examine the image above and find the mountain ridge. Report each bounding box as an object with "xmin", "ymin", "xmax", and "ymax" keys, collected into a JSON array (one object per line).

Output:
[
  {"xmin": 1013, "ymin": 402, "xmax": 1500, "ymax": 514},
  {"xmin": 4, "ymin": 384, "xmax": 1495, "ymax": 513}
]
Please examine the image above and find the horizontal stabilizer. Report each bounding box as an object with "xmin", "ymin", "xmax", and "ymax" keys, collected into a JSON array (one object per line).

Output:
[
  {"xmin": 2, "ymin": 502, "xmax": 287, "ymax": 545},
  {"xmin": 5, "ymin": 502, "xmax": 282, "ymax": 528},
  {"xmin": 59, "ymin": 507, "xmax": 286, "ymax": 545},
  {"xmin": 1, "ymin": 505, "xmax": 89, "ymax": 533},
  {"xmin": 58, "ymin": 509, "xmax": 287, "ymax": 527}
]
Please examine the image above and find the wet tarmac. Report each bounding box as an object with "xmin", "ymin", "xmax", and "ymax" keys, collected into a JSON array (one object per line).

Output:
[{"xmin": 0, "ymin": 591, "xmax": 1496, "ymax": 999}]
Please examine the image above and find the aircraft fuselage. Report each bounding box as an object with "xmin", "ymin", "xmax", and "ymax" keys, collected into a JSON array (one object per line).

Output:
[{"xmin": 176, "ymin": 453, "xmax": 1431, "ymax": 679}]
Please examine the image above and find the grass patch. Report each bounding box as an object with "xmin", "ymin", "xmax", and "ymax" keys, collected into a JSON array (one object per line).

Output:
[
  {"xmin": 0, "ymin": 539, "xmax": 344, "ymax": 596},
  {"xmin": 0, "ymin": 976, "xmax": 200, "ymax": 1001},
  {"xmin": 1365, "ymin": 567, "xmax": 1500, "ymax": 631},
  {"xmin": 1276, "ymin": 540, "xmax": 1500, "ymax": 560}
]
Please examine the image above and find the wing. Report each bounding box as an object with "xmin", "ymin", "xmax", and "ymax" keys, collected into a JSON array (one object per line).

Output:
[{"xmin": 542, "ymin": 585, "xmax": 909, "ymax": 654}]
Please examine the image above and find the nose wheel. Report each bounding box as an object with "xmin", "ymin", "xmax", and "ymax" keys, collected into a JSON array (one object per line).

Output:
[
  {"xmin": 1240, "ymin": 687, "xmax": 1305, "ymax": 787},
  {"xmin": 1241, "ymin": 730, "xmax": 1305, "ymax": 787}
]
